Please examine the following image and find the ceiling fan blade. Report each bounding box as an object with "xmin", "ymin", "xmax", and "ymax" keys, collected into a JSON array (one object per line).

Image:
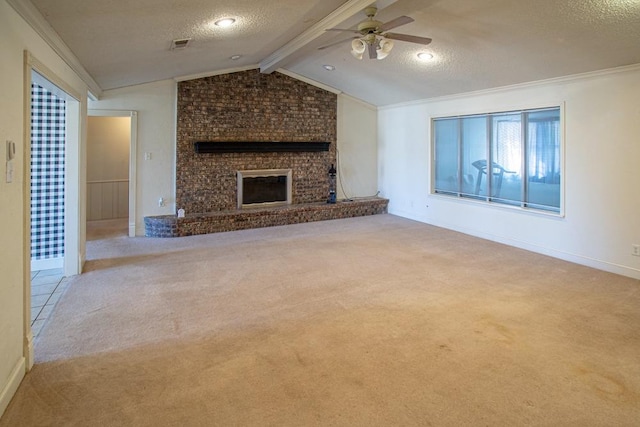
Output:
[
  {"xmin": 368, "ymin": 43, "xmax": 377, "ymax": 59},
  {"xmin": 317, "ymin": 37, "xmax": 357, "ymax": 50},
  {"xmin": 384, "ymin": 32, "xmax": 432, "ymax": 45},
  {"xmin": 325, "ymin": 28, "xmax": 360, "ymax": 33},
  {"xmin": 379, "ymin": 16, "xmax": 414, "ymax": 32}
]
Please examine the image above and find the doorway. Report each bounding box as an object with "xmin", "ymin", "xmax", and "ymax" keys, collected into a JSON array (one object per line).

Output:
[
  {"xmin": 27, "ymin": 67, "xmax": 82, "ymax": 278},
  {"xmin": 86, "ymin": 115, "xmax": 130, "ymax": 239},
  {"xmin": 25, "ymin": 53, "xmax": 83, "ymax": 368},
  {"xmin": 25, "ymin": 67, "xmax": 84, "ymax": 276},
  {"xmin": 88, "ymin": 110, "xmax": 138, "ymax": 238},
  {"xmin": 30, "ymin": 71, "xmax": 67, "ymax": 272}
]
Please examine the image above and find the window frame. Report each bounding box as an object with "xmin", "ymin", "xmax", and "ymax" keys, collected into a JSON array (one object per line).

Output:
[{"xmin": 430, "ymin": 104, "xmax": 565, "ymax": 217}]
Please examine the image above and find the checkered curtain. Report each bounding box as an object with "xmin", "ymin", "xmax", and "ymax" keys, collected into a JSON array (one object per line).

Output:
[{"xmin": 30, "ymin": 84, "xmax": 66, "ymax": 261}]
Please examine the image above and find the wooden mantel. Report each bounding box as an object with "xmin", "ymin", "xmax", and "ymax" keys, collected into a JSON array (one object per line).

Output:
[{"xmin": 194, "ymin": 141, "xmax": 330, "ymax": 154}]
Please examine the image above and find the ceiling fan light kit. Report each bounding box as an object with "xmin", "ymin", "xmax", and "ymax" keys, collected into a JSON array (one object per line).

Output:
[
  {"xmin": 376, "ymin": 39, "xmax": 394, "ymax": 60},
  {"xmin": 351, "ymin": 39, "xmax": 366, "ymax": 60},
  {"xmin": 320, "ymin": 6, "xmax": 431, "ymax": 61},
  {"xmin": 351, "ymin": 36, "xmax": 394, "ymax": 61}
]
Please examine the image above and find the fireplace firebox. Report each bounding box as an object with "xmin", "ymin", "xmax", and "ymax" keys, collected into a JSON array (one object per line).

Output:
[{"xmin": 237, "ymin": 169, "xmax": 292, "ymax": 209}]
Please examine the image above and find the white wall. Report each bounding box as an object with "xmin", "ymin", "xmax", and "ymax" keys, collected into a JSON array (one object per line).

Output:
[
  {"xmin": 0, "ymin": 0, "xmax": 89, "ymax": 417},
  {"xmin": 89, "ymin": 81, "xmax": 177, "ymax": 235},
  {"xmin": 379, "ymin": 65, "xmax": 640, "ymax": 279},
  {"xmin": 337, "ymin": 94, "xmax": 378, "ymax": 199}
]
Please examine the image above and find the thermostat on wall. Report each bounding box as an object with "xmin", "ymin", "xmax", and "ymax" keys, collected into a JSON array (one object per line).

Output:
[{"xmin": 6, "ymin": 140, "xmax": 15, "ymax": 161}]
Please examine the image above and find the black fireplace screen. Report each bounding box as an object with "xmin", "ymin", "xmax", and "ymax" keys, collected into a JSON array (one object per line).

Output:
[{"xmin": 243, "ymin": 176, "xmax": 287, "ymax": 205}]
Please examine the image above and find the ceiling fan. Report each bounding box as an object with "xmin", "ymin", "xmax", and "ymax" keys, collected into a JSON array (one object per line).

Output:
[{"xmin": 318, "ymin": 6, "xmax": 432, "ymax": 60}]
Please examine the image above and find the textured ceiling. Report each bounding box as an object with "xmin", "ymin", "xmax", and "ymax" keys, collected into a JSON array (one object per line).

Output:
[
  {"xmin": 29, "ymin": 0, "xmax": 350, "ymax": 89},
  {"xmin": 29, "ymin": 0, "xmax": 640, "ymax": 106}
]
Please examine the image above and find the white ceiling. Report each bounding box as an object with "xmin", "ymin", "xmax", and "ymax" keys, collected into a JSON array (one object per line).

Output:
[{"xmin": 26, "ymin": 0, "xmax": 640, "ymax": 106}]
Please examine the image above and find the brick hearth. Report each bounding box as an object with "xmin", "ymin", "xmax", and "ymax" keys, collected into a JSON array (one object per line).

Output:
[{"xmin": 145, "ymin": 198, "xmax": 388, "ymax": 238}]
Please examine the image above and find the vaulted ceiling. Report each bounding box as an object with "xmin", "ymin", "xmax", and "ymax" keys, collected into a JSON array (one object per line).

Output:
[{"xmin": 17, "ymin": 0, "xmax": 640, "ymax": 106}]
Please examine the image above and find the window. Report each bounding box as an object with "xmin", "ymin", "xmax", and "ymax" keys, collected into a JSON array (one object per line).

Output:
[{"xmin": 433, "ymin": 107, "xmax": 561, "ymax": 213}]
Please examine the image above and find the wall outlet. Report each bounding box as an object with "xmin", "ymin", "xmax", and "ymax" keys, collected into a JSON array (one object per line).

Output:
[
  {"xmin": 158, "ymin": 197, "xmax": 165, "ymax": 207},
  {"xmin": 632, "ymin": 244, "xmax": 640, "ymax": 257}
]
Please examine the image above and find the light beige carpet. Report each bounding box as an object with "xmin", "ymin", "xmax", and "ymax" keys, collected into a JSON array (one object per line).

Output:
[
  {"xmin": 2, "ymin": 214, "xmax": 639, "ymax": 426},
  {"xmin": 86, "ymin": 218, "xmax": 128, "ymax": 241}
]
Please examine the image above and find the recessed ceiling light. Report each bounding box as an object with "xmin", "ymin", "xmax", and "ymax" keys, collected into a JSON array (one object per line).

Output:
[
  {"xmin": 417, "ymin": 52, "xmax": 434, "ymax": 61},
  {"xmin": 215, "ymin": 18, "xmax": 236, "ymax": 27},
  {"xmin": 323, "ymin": 64, "xmax": 335, "ymax": 71},
  {"xmin": 230, "ymin": 55, "xmax": 242, "ymax": 60}
]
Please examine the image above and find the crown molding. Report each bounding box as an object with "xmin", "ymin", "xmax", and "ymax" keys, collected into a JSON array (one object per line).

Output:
[
  {"xmin": 174, "ymin": 65, "xmax": 343, "ymax": 97},
  {"xmin": 7, "ymin": 0, "xmax": 102, "ymax": 98},
  {"xmin": 380, "ymin": 62, "xmax": 640, "ymax": 110},
  {"xmin": 276, "ymin": 69, "xmax": 342, "ymax": 94},
  {"xmin": 259, "ymin": 0, "xmax": 382, "ymax": 74},
  {"xmin": 174, "ymin": 65, "xmax": 260, "ymax": 82}
]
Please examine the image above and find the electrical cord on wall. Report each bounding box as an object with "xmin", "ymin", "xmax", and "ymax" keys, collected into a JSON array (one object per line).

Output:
[
  {"xmin": 336, "ymin": 147, "xmax": 352, "ymax": 201},
  {"xmin": 336, "ymin": 147, "xmax": 381, "ymax": 202}
]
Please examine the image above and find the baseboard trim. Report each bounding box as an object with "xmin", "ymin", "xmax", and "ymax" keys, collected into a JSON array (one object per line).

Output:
[
  {"xmin": 31, "ymin": 256, "xmax": 63, "ymax": 271},
  {"xmin": 0, "ymin": 357, "xmax": 25, "ymax": 418},
  {"xmin": 389, "ymin": 209, "xmax": 640, "ymax": 280},
  {"xmin": 25, "ymin": 329, "xmax": 34, "ymax": 371}
]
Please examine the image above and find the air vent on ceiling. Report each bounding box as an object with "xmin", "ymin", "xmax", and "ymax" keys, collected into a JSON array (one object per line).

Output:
[{"xmin": 171, "ymin": 38, "xmax": 192, "ymax": 50}]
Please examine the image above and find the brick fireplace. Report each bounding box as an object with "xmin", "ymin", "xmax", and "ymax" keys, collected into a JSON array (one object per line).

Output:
[
  {"xmin": 144, "ymin": 70, "xmax": 387, "ymax": 237},
  {"xmin": 175, "ymin": 70, "xmax": 337, "ymax": 214}
]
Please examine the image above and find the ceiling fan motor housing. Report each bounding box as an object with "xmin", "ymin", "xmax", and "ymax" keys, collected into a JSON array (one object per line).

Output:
[
  {"xmin": 357, "ymin": 19, "xmax": 383, "ymax": 35},
  {"xmin": 358, "ymin": 6, "xmax": 382, "ymax": 35}
]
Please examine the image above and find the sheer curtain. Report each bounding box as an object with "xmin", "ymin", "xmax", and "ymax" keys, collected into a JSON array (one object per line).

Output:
[
  {"xmin": 494, "ymin": 117, "xmax": 521, "ymax": 175},
  {"xmin": 528, "ymin": 119, "xmax": 560, "ymax": 184}
]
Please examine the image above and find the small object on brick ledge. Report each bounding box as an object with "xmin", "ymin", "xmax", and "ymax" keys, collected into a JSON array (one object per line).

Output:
[
  {"xmin": 177, "ymin": 208, "xmax": 185, "ymax": 218},
  {"xmin": 327, "ymin": 163, "xmax": 337, "ymax": 204}
]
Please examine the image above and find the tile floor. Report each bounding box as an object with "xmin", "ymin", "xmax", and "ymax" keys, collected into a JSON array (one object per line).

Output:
[
  {"xmin": 31, "ymin": 268, "xmax": 69, "ymax": 337},
  {"xmin": 29, "ymin": 219, "xmax": 127, "ymax": 338}
]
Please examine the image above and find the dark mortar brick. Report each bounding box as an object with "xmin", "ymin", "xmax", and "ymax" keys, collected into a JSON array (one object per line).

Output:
[{"xmin": 176, "ymin": 70, "xmax": 337, "ymax": 214}]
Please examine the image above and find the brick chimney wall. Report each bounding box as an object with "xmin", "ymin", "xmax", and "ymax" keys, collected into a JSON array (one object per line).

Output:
[{"xmin": 176, "ymin": 70, "xmax": 337, "ymax": 214}]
